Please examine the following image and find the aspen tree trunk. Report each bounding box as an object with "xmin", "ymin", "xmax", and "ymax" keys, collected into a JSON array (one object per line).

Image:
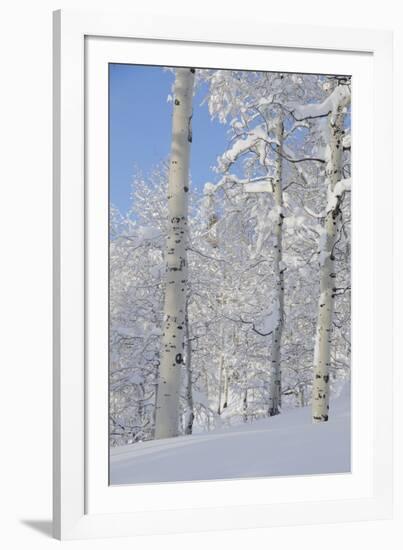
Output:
[
  {"xmin": 217, "ymin": 247, "xmax": 228, "ymax": 415},
  {"xmin": 223, "ymin": 362, "xmax": 229, "ymax": 409},
  {"xmin": 205, "ymin": 371, "xmax": 211, "ymax": 431},
  {"xmin": 299, "ymin": 386, "xmax": 305, "ymax": 407},
  {"xmin": 184, "ymin": 299, "xmax": 194, "ymax": 435},
  {"xmin": 268, "ymin": 119, "xmax": 285, "ymax": 417},
  {"xmin": 154, "ymin": 68, "xmax": 195, "ymax": 439},
  {"xmin": 217, "ymin": 327, "xmax": 229, "ymax": 412},
  {"xmin": 217, "ymin": 328, "xmax": 225, "ymax": 415},
  {"xmin": 243, "ymin": 388, "xmax": 248, "ymax": 423},
  {"xmin": 312, "ymin": 87, "xmax": 349, "ymax": 423}
]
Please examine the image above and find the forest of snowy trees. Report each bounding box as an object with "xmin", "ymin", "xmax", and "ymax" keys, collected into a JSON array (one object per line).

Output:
[{"xmin": 109, "ymin": 67, "xmax": 351, "ymax": 449}]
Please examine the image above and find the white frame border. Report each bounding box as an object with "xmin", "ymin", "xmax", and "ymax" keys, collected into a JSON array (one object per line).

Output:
[
  {"xmin": 86, "ymin": 35, "xmax": 375, "ymax": 514},
  {"xmin": 53, "ymin": 9, "xmax": 393, "ymax": 540}
]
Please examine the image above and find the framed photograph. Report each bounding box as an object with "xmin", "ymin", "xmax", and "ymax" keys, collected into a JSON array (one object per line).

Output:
[{"xmin": 53, "ymin": 9, "xmax": 393, "ymax": 540}]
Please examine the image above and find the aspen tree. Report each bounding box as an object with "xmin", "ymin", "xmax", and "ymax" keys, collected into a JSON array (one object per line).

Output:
[
  {"xmin": 154, "ymin": 68, "xmax": 195, "ymax": 439},
  {"xmin": 268, "ymin": 118, "xmax": 285, "ymax": 416},
  {"xmin": 311, "ymin": 84, "xmax": 350, "ymax": 423},
  {"xmin": 184, "ymin": 299, "xmax": 194, "ymax": 435}
]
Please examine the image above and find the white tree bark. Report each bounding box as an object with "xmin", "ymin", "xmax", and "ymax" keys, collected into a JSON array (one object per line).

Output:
[
  {"xmin": 312, "ymin": 85, "xmax": 350, "ymax": 423},
  {"xmin": 223, "ymin": 360, "xmax": 229, "ymax": 410},
  {"xmin": 217, "ymin": 310, "xmax": 230, "ymax": 414},
  {"xmin": 184, "ymin": 299, "xmax": 194, "ymax": 435},
  {"xmin": 243, "ymin": 388, "xmax": 248, "ymax": 423},
  {"xmin": 268, "ymin": 119, "xmax": 285, "ymax": 417},
  {"xmin": 217, "ymin": 325, "xmax": 225, "ymax": 415},
  {"xmin": 154, "ymin": 68, "xmax": 195, "ymax": 439}
]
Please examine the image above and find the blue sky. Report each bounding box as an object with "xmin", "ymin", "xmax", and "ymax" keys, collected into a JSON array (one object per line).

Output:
[{"xmin": 109, "ymin": 64, "xmax": 229, "ymax": 214}]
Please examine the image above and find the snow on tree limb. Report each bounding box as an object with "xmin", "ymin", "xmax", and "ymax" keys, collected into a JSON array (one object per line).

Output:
[
  {"xmin": 243, "ymin": 180, "xmax": 273, "ymax": 193},
  {"xmin": 293, "ymin": 84, "xmax": 351, "ymax": 123},
  {"xmin": 326, "ymin": 178, "xmax": 351, "ymax": 212}
]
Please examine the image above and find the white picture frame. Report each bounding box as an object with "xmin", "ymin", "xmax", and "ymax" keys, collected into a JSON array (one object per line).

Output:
[{"xmin": 53, "ymin": 9, "xmax": 393, "ymax": 540}]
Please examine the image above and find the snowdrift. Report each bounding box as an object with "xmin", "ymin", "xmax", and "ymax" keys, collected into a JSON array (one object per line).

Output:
[{"xmin": 110, "ymin": 389, "xmax": 350, "ymax": 485}]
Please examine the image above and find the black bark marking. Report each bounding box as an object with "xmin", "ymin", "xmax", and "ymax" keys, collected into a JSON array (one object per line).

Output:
[{"xmin": 188, "ymin": 114, "xmax": 193, "ymax": 143}]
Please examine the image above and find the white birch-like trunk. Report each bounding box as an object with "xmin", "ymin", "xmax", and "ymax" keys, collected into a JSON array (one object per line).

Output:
[
  {"xmin": 299, "ymin": 386, "xmax": 306, "ymax": 407},
  {"xmin": 184, "ymin": 301, "xmax": 194, "ymax": 435},
  {"xmin": 268, "ymin": 119, "xmax": 284, "ymax": 417},
  {"xmin": 243, "ymin": 388, "xmax": 248, "ymax": 423},
  {"xmin": 217, "ymin": 325, "xmax": 225, "ymax": 414},
  {"xmin": 154, "ymin": 68, "xmax": 195, "ymax": 439},
  {"xmin": 217, "ymin": 247, "xmax": 228, "ymax": 415},
  {"xmin": 312, "ymin": 87, "xmax": 349, "ymax": 423},
  {"xmin": 223, "ymin": 362, "xmax": 229, "ymax": 409},
  {"xmin": 217, "ymin": 328, "xmax": 230, "ymax": 412}
]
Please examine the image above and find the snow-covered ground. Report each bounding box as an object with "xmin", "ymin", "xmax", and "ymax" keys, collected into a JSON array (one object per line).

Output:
[{"xmin": 110, "ymin": 388, "xmax": 350, "ymax": 485}]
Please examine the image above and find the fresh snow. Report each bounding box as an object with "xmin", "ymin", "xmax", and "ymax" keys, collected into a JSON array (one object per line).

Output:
[
  {"xmin": 326, "ymin": 178, "xmax": 351, "ymax": 213},
  {"xmin": 137, "ymin": 225, "xmax": 162, "ymax": 240},
  {"xmin": 243, "ymin": 180, "xmax": 273, "ymax": 193},
  {"xmin": 218, "ymin": 125, "xmax": 277, "ymax": 171},
  {"xmin": 110, "ymin": 386, "xmax": 350, "ymax": 485},
  {"xmin": 343, "ymin": 133, "xmax": 351, "ymax": 149},
  {"xmin": 293, "ymin": 85, "xmax": 351, "ymax": 123}
]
